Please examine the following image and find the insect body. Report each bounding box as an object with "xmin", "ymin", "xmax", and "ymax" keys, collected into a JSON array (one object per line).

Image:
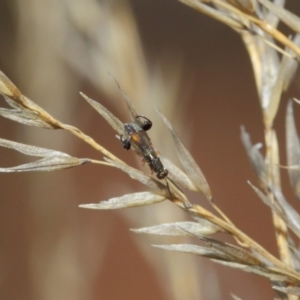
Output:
[{"xmin": 120, "ymin": 115, "xmax": 168, "ymax": 180}]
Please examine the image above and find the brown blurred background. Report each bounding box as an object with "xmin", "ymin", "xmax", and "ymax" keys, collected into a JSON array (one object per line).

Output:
[{"xmin": 0, "ymin": 1, "xmax": 300, "ymax": 299}]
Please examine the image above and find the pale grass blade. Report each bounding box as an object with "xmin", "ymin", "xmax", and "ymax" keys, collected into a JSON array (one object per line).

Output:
[
  {"xmin": 79, "ymin": 191, "xmax": 165, "ymax": 209},
  {"xmin": 153, "ymin": 244, "xmax": 227, "ymax": 259},
  {"xmin": 104, "ymin": 157, "xmax": 168, "ymax": 196},
  {"xmin": 215, "ymin": 260, "xmax": 294, "ymax": 282},
  {"xmin": 249, "ymin": 181, "xmax": 300, "ymax": 239},
  {"xmin": 0, "ymin": 138, "xmax": 70, "ymax": 157},
  {"xmin": 156, "ymin": 107, "xmax": 212, "ymax": 200},
  {"xmin": 273, "ymin": 285, "xmax": 300, "ymax": 296},
  {"xmin": 160, "ymin": 157, "xmax": 197, "ymax": 191},
  {"xmin": 0, "ymin": 156, "xmax": 87, "ymax": 172},
  {"xmin": 241, "ymin": 127, "xmax": 267, "ymax": 185},
  {"xmin": 80, "ymin": 92, "xmax": 124, "ymax": 135},
  {"xmin": 131, "ymin": 221, "xmax": 221, "ymax": 236},
  {"xmin": 265, "ymin": 37, "xmax": 299, "ymax": 126}
]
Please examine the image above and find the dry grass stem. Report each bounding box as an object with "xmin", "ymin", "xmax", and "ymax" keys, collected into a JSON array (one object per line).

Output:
[{"xmin": 2, "ymin": 56, "xmax": 300, "ymax": 294}]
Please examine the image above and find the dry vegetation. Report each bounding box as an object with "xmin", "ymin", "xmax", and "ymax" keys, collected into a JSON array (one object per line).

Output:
[{"xmin": 1, "ymin": 0, "xmax": 300, "ymax": 299}]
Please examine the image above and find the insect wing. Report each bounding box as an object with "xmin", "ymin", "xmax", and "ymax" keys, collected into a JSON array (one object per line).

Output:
[
  {"xmin": 108, "ymin": 74, "xmax": 141, "ymax": 123},
  {"xmin": 123, "ymin": 122, "xmax": 151, "ymax": 155},
  {"xmin": 131, "ymin": 130, "xmax": 153, "ymax": 153}
]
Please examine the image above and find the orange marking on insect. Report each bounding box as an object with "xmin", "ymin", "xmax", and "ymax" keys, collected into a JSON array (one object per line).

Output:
[{"xmin": 131, "ymin": 133, "xmax": 140, "ymax": 144}]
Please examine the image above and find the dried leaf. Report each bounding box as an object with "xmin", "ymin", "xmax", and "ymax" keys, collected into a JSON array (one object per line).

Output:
[
  {"xmin": 271, "ymin": 187, "xmax": 300, "ymax": 239},
  {"xmin": 265, "ymin": 38, "xmax": 299, "ymax": 126},
  {"xmin": 0, "ymin": 138, "xmax": 87, "ymax": 172},
  {"xmin": 273, "ymin": 285, "xmax": 300, "ymax": 296},
  {"xmin": 249, "ymin": 181, "xmax": 300, "ymax": 239},
  {"xmin": 241, "ymin": 31, "xmax": 276, "ymax": 104},
  {"xmin": 156, "ymin": 107, "xmax": 212, "ymax": 200},
  {"xmin": 80, "ymin": 92, "xmax": 124, "ymax": 135},
  {"xmin": 79, "ymin": 191, "xmax": 165, "ymax": 210},
  {"xmin": 258, "ymin": 0, "xmax": 300, "ymax": 35},
  {"xmin": 294, "ymin": 98, "xmax": 300, "ymax": 105},
  {"xmin": 0, "ymin": 105, "xmax": 54, "ymax": 129},
  {"xmin": 131, "ymin": 221, "xmax": 221, "ymax": 236},
  {"xmin": 0, "ymin": 71, "xmax": 22, "ymax": 98},
  {"xmin": 283, "ymin": 35, "xmax": 300, "ymax": 89},
  {"xmin": 0, "ymin": 156, "xmax": 87, "ymax": 172},
  {"xmin": 286, "ymin": 100, "xmax": 300, "ymax": 200},
  {"xmin": 258, "ymin": 38, "xmax": 280, "ymax": 111},
  {"xmin": 215, "ymin": 260, "xmax": 295, "ymax": 282},
  {"xmin": 289, "ymin": 244, "xmax": 300, "ymax": 272},
  {"xmin": 194, "ymin": 234, "xmax": 262, "ymax": 266},
  {"xmin": 21, "ymin": 96, "xmax": 56, "ymax": 119},
  {"xmin": 104, "ymin": 157, "xmax": 168, "ymax": 196},
  {"xmin": 153, "ymin": 244, "xmax": 230, "ymax": 261},
  {"xmin": 0, "ymin": 71, "xmax": 59, "ymax": 129},
  {"xmin": 240, "ymin": 127, "xmax": 267, "ymax": 185},
  {"xmin": 155, "ymin": 242, "xmax": 294, "ymax": 282},
  {"xmin": 154, "ymin": 240, "xmax": 261, "ymax": 266},
  {"xmin": 0, "ymin": 138, "xmax": 70, "ymax": 157},
  {"xmin": 248, "ymin": 181, "xmax": 284, "ymax": 217},
  {"xmin": 231, "ymin": 294, "xmax": 242, "ymax": 300},
  {"xmin": 191, "ymin": 215, "xmax": 225, "ymax": 233},
  {"xmin": 263, "ymin": 0, "xmax": 285, "ymax": 28},
  {"xmin": 160, "ymin": 157, "xmax": 197, "ymax": 191},
  {"xmin": 178, "ymin": 226, "xmax": 263, "ymax": 266},
  {"xmin": 3, "ymin": 94, "xmax": 21, "ymax": 109},
  {"xmin": 179, "ymin": 0, "xmax": 244, "ymax": 30},
  {"xmin": 226, "ymin": 0, "xmax": 255, "ymax": 13}
]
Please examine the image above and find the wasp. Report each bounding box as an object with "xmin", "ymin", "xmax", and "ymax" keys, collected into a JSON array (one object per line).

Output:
[
  {"xmin": 120, "ymin": 115, "xmax": 169, "ymax": 180},
  {"xmin": 109, "ymin": 75, "xmax": 182, "ymax": 200}
]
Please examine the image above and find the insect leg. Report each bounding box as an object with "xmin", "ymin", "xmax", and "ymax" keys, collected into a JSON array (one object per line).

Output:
[{"xmin": 120, "ymin": 135, "xmax": 131, "ymax": 150}]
